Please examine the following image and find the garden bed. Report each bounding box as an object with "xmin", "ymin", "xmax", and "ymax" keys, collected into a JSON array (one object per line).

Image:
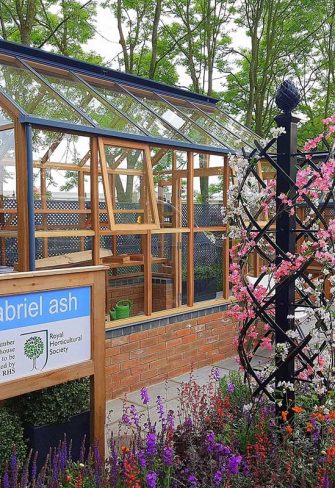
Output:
[{"xmin": 1, "ymin": 371, "xmax": 334, "ymax": 487}]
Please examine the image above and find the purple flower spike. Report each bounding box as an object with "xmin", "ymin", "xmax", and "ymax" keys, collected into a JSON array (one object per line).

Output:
[
  {"xmin": 228, "ymin": 454, "xmax": 242, "ymax": 475},
  {"xmin": 146, "ymin": 471, "xmax": 157, "ymax": 488},
  {"xmin": 140, "ymin": 387, "xmax": 150, "ymax": 405},
  {"xmin": 213, "ymin": 368, "xmax": 221, "ymax": 381},
  {"xmin": 228, "ymin": 383, "xmax": 235, "ymax": 394},
  {"xmin": 187, "ymin": 474, "xmax": 198, "ymax": 486},
  {"xmin": 3, "ymin": 469, "xmax": 9, "ymax": 488},
  {"xmin": 146, "ymin": 431, "xmax": 157, "ymax": 456},
  {"xmin": 130, "ymin": 404, "xmax": 140, "ymax": 427},
  {"xmin": 163, "ymin": 446, "xmax": 174, "ymax": 465},
  {"xmin": 214, "ymin": 470, "xmax": 223, "ymax": 486}
]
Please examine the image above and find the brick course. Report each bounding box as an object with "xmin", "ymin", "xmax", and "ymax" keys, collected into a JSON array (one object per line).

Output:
[{"xmin": 105, "ymin": 310, "xmax": 237, "ymax": 400}]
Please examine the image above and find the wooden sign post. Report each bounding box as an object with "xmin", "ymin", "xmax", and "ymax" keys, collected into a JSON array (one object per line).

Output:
[{"xmin": 0, "ymin": 266, "xmax": 106, "ymax": 458}]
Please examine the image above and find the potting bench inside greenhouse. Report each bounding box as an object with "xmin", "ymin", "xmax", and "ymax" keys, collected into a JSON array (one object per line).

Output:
[{"xmin": 0, "ymin": 39, "xmax": 261, "ymax": 327}]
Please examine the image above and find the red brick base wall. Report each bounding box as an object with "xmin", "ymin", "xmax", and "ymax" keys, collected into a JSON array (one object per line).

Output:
[{"xmin": 105, "ymin": 309, "xmax": 237, "ymax": 400}]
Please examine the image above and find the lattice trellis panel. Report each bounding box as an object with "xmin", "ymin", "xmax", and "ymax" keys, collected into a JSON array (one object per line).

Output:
[{"xmin": 236, "ymin": 134, "xmax": 335, "ymax": 404}]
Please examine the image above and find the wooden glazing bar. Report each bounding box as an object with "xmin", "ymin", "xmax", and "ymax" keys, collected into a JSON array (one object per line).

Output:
[
  {"xmin": 14, "ymin": 120, "xmax": 29, "ymax": 271},
  {"xmin": 187, "ymin": 152, "xmax": 194, "ymax": 307},
  {"xmin": 100, "ymin": 137, "xmax": 147, "ymax": 150},
  {"xmin": 90, "ymin": 137, "xmax": 100, "ymax": 265},
  {"xmin": 90, "ymin": 269, "xmax": 106, "ymax": 458},
  {"xmin": 144, "ymin": 147, "xmax": 160, "ymax": 226},
  {"xmin": 194, "ymin": 226, "xmax": 227, "ymax": 232},
  {"xmin": 34, "ymin": 162, "xmax": 87, "ymax": 171},
  {"xmin": 144, "ymin": 230, "xmax": 152, "ymax": 315},
  {"xmin": 0, "ymin": 122, "xmax": 14, "ymax": 131},
  {"xmin": 172, "ymin": 151, "xmax": 182, "ymax": 307},
  {"xmin": 97, "ymin": 138, "xmax": 115, "ymax": 228},
  {"xmin": 41, "ymin": 133, "xmax": 64, "ymax": 164},
  {"xmin": 0, "ymin": 93, "xmax": 20, "ymax": 118},
  {"xmin": 223, "ymin": 155, "xmax": 230, "ymax": 299},
  {"xmin": 78, "ymin": 170, "xmax": 86, "ymax": 251},
  {"xmin": 35, "ymin": 230, "xmax": 95, "ymax": 237},
  {"xmin": 107, "ymin": 168, "xmax": 144, "ymax": 176},
  {"xmin": 33, "ymin": 209, "xmax": 91, "ymax": 215},
  {"xmin": 40, "ymin": 163, "xmax": 48, "ymax": 257}
]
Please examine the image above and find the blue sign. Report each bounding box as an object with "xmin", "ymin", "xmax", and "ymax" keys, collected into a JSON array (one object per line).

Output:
[{"xmin": 0, "ymin": 286, "xmax": 91, "ymax": 331}]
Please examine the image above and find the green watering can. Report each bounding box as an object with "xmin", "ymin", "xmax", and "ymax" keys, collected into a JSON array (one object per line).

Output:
[{"xmin": 109, "ymin": 300, "xmax": 132, "ymax": 320}]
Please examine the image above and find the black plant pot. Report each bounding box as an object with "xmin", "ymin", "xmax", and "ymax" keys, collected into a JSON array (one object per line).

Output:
[
  {"xmin": 182, "ymin": 277, "xmax": 217, "ymax": 303},
  {"xmin": 24, "ymin": 411, "xmax": 90, "ymax": 471}
]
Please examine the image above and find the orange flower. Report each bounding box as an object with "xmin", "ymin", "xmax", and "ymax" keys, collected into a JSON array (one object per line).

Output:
[
  {"xmin": 281, "ymin": 410, "xmax": 288, "ymax": 422},
  {"xmin": 286, "ymin": 425, "xmax": 293, "ymax": 435},
  {"xmin": 329, "ymin": 411, "xmax": 335, "ymax": 421},
  {"xmin": 306, "ymin": 422, "xmax": 313, "ymax": 433},
  {"xmin": 313, "ymin": 412, "xmax": 325, "ymax": 422},
  {"xmin": 327, "ymin": 446, "xmax": 335, "ymax": 458},
  {"xmin": 122, "ymin": 446, "xmax": 130, "ymax": 454},
  {"xmin": 291, "ymin": 406, "xmax": 304, "ymax": 413}
]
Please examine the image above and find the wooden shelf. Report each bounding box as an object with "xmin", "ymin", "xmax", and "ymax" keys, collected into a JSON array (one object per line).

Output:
[{"xmin": 106, "ymin": 256, "xmax": 168, "ymax": 269}]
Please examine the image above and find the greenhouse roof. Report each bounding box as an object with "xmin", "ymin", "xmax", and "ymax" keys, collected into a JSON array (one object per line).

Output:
[{"xmin": 0, "ymin": 40, "xmax": 259, "ymax": 154}]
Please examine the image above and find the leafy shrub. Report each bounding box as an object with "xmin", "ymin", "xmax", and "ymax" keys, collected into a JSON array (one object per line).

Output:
[
  {"xmin": 220, "ymin": 370, "xmax": 252, "ymax": 411},
  {"xmin": 10, "ymin": 378, "xmax": 90, "ymax": 426},
  {"xmin": 0, "ymin": 405, "xmax": 26, "ymax": 470}
]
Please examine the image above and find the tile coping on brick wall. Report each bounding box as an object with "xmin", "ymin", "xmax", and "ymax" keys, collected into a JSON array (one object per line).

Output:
[{"xmin": 106, "ymin": 303, "xmax": 229, "ymax": 339}]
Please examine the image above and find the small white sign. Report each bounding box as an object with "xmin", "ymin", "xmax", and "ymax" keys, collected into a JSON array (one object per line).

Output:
[{"xmin": 0, "ymin": 286, "xmax": 91, "ymax": 383}]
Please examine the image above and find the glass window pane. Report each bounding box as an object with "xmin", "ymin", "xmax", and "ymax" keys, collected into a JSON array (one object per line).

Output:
[
  {"xmin": 92, "ymin": 82, "xmax": 187, "ymax": 141},
  {"xmin": 168, "ymin": 100, "xmax": 240, "ymax": 150},
  {"xmin": 104, "ymin": 145, "xmax": 144, "ymax": 170},
  {"xmin": 194, "ymin": 175, "xmax": 223, "ymax": 227},
  {"xmin": 194, "ymin": 231, "xmax": 224, "ymax": 303},
  {"xmin": 152, "ymin": 232, "xmax": 187, "ymax": 311},
  {"xmin": 138, "ymin": 92, "xmax": 225, "ymax": 148},
  {"xmin": 101, "ymin": 234, "xmax": 145, "ymax": 319},
  {"xmin": 0, "ymin": 107, "xmax": 11, "ymax": 125},
  {"xmin": 35, "ymin": 236, "xmax": 93, "ymax": 265},
  {"xmin": 0, "ymin": 128, "xmax": 17, "ymax": 269},
  {"xmin": 0, "ymin": 59, "xmax": 89, "ymax": 124},
  {"xmin": 41, "ymin": 73, "xmax": 143, "ymax": 134},
  {"xmin": 211, "ymin": 105, "xmax": 258, "ymax": 149}
]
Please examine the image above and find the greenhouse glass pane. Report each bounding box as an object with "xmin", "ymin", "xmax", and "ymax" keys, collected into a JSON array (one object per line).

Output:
[
  {"xmin": 0, "ymin": 60, "xmax": 90, "ymax": 125},
  {"xmin": 165, "ymin": 100, "xmax": 240, "ymax": 150},
  {"xmin": 42, "ymin": 73, "xmax": 143, "ymax": 135},
  {"xmin": 136, "ymin": 92, "xmax": 226, "ymax": 148},
  {"xmin": 0, "ymin": 107, "xmax": 11, "ymax": 125},
  {"xmin": 211, "ymin": 105, "xmax": 259, "ymax": 149},
  {"xmin": 91, "ymin": 82, "xmax": 188, "ymax": 142}
]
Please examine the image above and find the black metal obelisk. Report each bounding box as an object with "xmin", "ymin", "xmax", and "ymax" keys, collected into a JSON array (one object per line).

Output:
[{"xmin": 274, "ymin": 80, "xmax": 301, "ymax": 416}]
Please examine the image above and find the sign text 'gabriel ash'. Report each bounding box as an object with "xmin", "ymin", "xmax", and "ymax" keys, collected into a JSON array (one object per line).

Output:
[{"xmin": 0, "ymin": 287, "xmax": 91, "ymax": 382}]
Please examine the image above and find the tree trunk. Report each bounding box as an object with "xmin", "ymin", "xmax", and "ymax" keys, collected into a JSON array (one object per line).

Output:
[{"xmin": 148, "ymin": 0, "xmax": 162, "ymax": 79}]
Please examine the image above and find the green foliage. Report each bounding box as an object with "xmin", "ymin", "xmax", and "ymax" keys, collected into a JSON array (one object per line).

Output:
[
  {"xmin": 10, "ymin": 378, "xmax": 90, "ymax": 427},
  {"xmin": 220, "ymin": 370, "xmax": 252, "ymax": 411},
  {"xmin": 0, "ymin": 0, "xmax": 101, "ymax": 62},
  {"xmin": 182, "ymin": 264, "xmax": 222, "ymax": 287},
  {"xmin": 0, "ymin": 406, "xmax": 27, "ymax": 470}
]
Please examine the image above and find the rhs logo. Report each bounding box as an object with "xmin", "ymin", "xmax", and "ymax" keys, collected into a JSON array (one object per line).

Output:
[{"xmin": 21, "ymin": 330, "xmax": 48, "ymax": 371}]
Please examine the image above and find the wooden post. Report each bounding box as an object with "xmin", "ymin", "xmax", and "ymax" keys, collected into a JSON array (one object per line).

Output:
[
  {"xmin": 41, "ymin": 166, "xmax": 48, "ymax": 258},
  {"xmin": 91, "ymin": 268, "xmax": 106, "ymax": 457},
  {"xmin": 14, "ymin": 120, "xmax": 29, "ymax": 271},
  {"xmin": 223, "ymin": 155, "xmax": 230, "ymax": 299},
  {"xmin": 172, "ymin": 152, "xmax": 182, "ymax": 307},
  {"xmin": 90, "ymin": 138, "xmax": 100, "ymax": 265},
  {"xmin": 144, "ymin": 230, "xmax": 152, "ymax": 315},
  {"xmin": 187, "ymin": 152, "xmax": 194, "ymax": 307},
  {"xmin": 79, "ymin": 171, "xmax": 85, "ymax": 252}
]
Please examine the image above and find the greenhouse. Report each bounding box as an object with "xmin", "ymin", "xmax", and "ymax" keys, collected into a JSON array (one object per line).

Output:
[{"xmin": 0, "ymin": 39, "xmax": 261, "ymax": 324}]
